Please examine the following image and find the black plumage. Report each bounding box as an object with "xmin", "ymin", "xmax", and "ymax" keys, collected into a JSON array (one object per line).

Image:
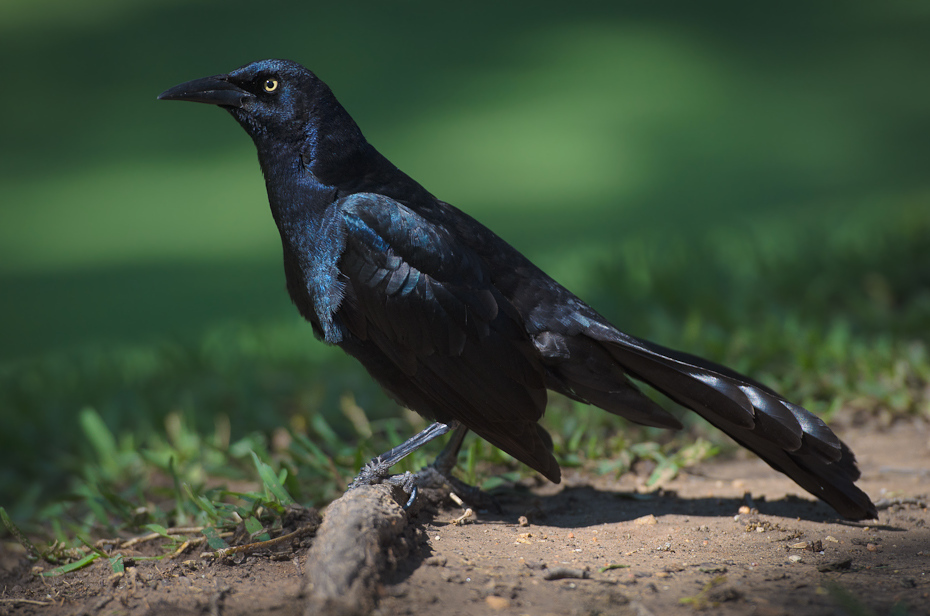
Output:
[{"xmin": 159, "ymin": 59, "xmax": 876, "ymax": 520}]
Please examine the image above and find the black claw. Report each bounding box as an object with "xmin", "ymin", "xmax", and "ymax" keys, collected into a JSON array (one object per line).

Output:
[{"xmin": 403, "ymin": 483, "xmax": 418, "ymax": 510}]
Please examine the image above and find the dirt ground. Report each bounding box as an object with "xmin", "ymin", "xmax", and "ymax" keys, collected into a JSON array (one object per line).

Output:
[{"xmin": 2, "ymin": 422, "xmax": 928, "ymax": 616}]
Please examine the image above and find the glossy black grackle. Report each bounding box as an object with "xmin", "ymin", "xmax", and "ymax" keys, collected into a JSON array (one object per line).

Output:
[{"xmin": 159, "ymin": 59, "xmax": 876, "ymax": 520}]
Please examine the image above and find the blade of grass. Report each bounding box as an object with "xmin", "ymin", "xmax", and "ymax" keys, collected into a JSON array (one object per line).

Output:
[
  {"xmin": 78, "ymin": 407, "xmax": 117, "ymax": 464},
  {"xmin": 184, "ymin": 484, "xmax": 221, "ymax": 522},
  {"xmin": 1, "ymin": 506, "xmax": 41, "ymax": 561},
  {"xmin": 41, "ymin": 552, "xmax": 100, "ymax": 577},
  {"xmin": 250, "ymin": 451, "xmax": 296, "ymax": 505},
  {"xmin": 202, "ymin": 526, "xmax": 228, "ymax": 550},
  {"xmin": 243, "ymin": 516, "xmax": 270, "ymax": 542},
  {"xmin": 109, "ymin": 554, "xmax": 125, "ymax": 574},
  {"xmin": 143, "ymin": 523, "xmax": 172, "ymax": 538}
]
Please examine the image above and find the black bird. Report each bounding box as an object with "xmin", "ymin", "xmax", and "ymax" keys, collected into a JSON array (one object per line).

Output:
[{"xmin": 159, "ymin": 59, "xmax": 876, "ymax": 520}]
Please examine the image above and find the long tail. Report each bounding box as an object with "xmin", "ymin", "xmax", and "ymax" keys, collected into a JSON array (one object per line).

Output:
[{"xmin": 551, "ymin": 323, "xmax": 876, "ymax": 520}]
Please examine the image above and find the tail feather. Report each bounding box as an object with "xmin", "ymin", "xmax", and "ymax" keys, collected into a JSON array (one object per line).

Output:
[{"xmin": 584, "ymin": 330, "xmax": 876, "ymax": 520}]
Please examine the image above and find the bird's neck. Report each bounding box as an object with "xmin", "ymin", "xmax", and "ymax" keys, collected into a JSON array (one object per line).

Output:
[
  {"xmin": 256, "ymin": 144, "xmax": 348, "ymax": 345},
  {"xmin": 295, "ymin": 93, "xmax": 439, "ymax": 207},
  {"xmin": 258, "ymin": 143, "xmax": 336, "ymax": 233},
  {"xmin": 299, "ymin": 94, "xmax": 376, "ymax": 187},
  {"xmin": 252, "ymin": 91, "xmax": 438, "ymax": 225}
]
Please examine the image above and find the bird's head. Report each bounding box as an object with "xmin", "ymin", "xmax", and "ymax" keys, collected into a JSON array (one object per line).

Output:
[{"xmin": 158, "ymin": 59, "xmax": 365, "ymax": 175}]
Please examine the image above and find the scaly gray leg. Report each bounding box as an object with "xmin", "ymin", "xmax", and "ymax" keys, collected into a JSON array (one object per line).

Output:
[{"xmin": 349, "ymin": 422, "xmax": 456, "ymax": 508}]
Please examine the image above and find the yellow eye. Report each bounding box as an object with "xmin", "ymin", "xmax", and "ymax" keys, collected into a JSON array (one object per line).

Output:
[{"xmin": 263, "ymin": 78, "xmax": 278, "ymax": 93}]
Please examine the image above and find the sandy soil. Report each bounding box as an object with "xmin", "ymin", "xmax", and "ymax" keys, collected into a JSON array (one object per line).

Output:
[{"xmin": 2, "ymin": 422, "xmax": 928, "ymax": 616}]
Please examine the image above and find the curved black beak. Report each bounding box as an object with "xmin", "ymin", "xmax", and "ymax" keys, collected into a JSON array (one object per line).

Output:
[{"xmin": 157, "ymin": 75, "xmax": 252, "ymax": 108}]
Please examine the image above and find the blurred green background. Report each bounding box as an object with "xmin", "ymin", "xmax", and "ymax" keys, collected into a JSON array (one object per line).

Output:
[{"xmin": 1, "ymin": 1, "xmax": 928, "ymax": 512}]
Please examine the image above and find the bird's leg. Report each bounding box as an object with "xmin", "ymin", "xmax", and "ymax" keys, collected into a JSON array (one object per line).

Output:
[
  {"xmin": 348, "ymin": 421, "xmax": 453, "ymax": 507},
  {"xmin": 349, "ymin": 422, "xmax": 500, "ymax": 512},
  {"xmin": 428, "ymin": 425, "xmax": 502, "ymax": 513},
  {"xmin": 432, "ymin": 423, "xmax": 469, "ymax": 475}
]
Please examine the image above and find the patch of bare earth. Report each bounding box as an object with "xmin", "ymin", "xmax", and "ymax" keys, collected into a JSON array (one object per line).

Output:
[{"xmin": 2, "ymin": 422, "xmax": 928, "ymax": 616}]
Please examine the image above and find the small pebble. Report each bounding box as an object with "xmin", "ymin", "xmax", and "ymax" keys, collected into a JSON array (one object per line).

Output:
[
  {"xmin": 633, "ymin": 514, "xmax": 658, "ymax": 526},
  {"xmin": 485, "ymin": 596, "xmax": 510, "ymax": 610},
  {"xmin": 520, "ymin": 558, "xmax": 547, "ymax": 571},
  {"xmin": 788, "ymin": 555, "xmax": 803, "ymax": 563},
  {"xmin": 544, "ymin": 567, "xmax": 589, "ymax": 581},
  {"xmin": 817, "ymin": 558, "xmax": 853, "ymax": 572}
]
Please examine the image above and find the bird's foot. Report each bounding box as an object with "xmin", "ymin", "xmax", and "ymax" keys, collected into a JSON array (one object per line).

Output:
[
  {"xmin": 348, "ymin": 455, "xmax": 391, "ymax": 488},
  {"xmin": 348, "ymin": 457, "xmax": 419, "ymax": 509}
]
